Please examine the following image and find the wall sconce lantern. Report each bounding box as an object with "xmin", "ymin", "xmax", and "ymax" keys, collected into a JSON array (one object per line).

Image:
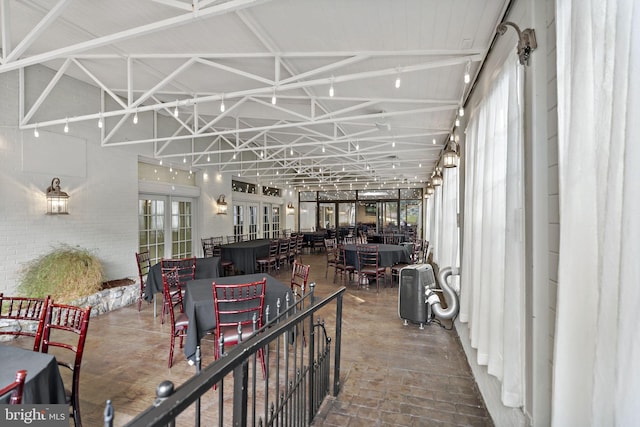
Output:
[
  {"xmin": 46, "ymin": 177, "xmax": 69, "ymax": 215},
  {"xmin": 431, "ymin": 168, "xmax": 443, "ymax": 187},
  {"xmin": 425, "ymin": 181, "xmax": 435, "ymax": 196},
  {"xmin": 216, "ymin": 194, "xmax": 228, "ymax": 215},
  {"xmin": 442, "ymin": 140, "xmax": 460, "ymax": 168},
  {"xmin": 286, "ymin": 202, "xmax": 295, "ymax": 215}
]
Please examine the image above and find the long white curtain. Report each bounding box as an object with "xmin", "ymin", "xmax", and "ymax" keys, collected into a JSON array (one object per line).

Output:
[
  {"xmin": 553, "ymin": 0, "xmax": 640, "ymax": 425},
  {"xmin": 425, "ymin": 167, "xmax": 459, "ymax": 272},
  {"xmin": 459, "ymin": 54, "xmax": 525, "ymax": 408}
]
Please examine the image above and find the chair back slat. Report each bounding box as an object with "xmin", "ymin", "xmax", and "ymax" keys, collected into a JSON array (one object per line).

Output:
[{"xmin": 0, "ymin": 294, "xmax": 51, "ymax": 351}]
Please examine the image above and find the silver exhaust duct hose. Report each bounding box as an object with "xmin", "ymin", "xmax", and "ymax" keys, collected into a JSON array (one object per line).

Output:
[{"xmin": 425, "ymin": 266, "xmax": 460, "ymax": 320}]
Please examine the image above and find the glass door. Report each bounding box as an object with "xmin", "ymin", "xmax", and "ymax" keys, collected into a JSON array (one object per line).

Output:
[
  {"xmin": 248, "ymin": 204, "xmax": 259, "ymax": 240},
  {"xmin": 233, "ymin": 204, "xmax": 245, "ymax": 239},
  {"xmin": 263, "ymin": 205, "xmax": 271, "ymax": 238}
]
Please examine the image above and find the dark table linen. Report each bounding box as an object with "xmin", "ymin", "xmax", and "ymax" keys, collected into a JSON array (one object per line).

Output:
[
  {"xmin": 369, "ymin": 233, "xmax": 407, "ymax": 244},
  {"xmin": 344, "ymin": 243, "xmax": 411, "ymax": 269},
  {"xmin": 182, "ymin": 273, "xmax": 292, "ymax": 360},
  {"xmin": 220, "ymin": 239, "xmax": 272, "ymax": 274},
  {"xmin": 144, "ymin": 257, "xmax": 221, "ymax": 301},
  {"xmin": 0, "ymin": 345, "xmax": 66, "ymax": 404}
]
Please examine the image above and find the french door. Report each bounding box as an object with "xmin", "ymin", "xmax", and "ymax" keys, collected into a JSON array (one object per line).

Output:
[{"xmin": 138, "ymin": 195, "xmax": 195, "ymax": 264}]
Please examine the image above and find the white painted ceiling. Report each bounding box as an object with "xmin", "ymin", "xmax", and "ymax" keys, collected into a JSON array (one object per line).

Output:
[{"xmin": 1, "ymin": 0, "xmax": 510, "ymax": 191}]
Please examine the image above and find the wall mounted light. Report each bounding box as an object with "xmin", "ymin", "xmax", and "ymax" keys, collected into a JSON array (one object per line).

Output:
[
  {"xmin": 431, "ymin": 168, "xmax": 443, "ymax": 186},
  {"xmin": 425, "ymin": 181, "xmax": 435, "ymax": 196},
  {"xmin": 46, "ymin": 177, "xmax": 69, "ymax": 215},
  {"xmin": 286, "ymin": 202, "xmax": 295, "ymax": 215},
  {"xmin": 443, "ymin": 140, "xmax": 460, "ymax": 168},
  {"xmin": 216, "ymin": 195, "xmax": 228, "ymax": 215}
]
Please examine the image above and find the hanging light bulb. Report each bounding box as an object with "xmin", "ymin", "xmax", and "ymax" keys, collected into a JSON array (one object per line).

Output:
[
  {"xmin": 322, "ymin": 145, "xmax": 325, "ymax": 153},
  {"xmin": 271, "ymin": 88, "xmax": 276, "ymax": 105},
  {"xmin": 183, "ymin": 156, "xmax": 186, "ymax": 163},
  {"xmin": 459, "ymin": 106, "xmax": 465, "ymax": 117},
  {"xmin": 432, "ymin": 138, "xmax": 436, "ymax": 144},
  {"xmin": 329, "ymin": 77, "xmax": 335, "ymax": 97},
  {"xmin": 395, "ymin": 73, "xmax": 401, "ymax": 89},
  {"xmin": 290, "ymin": 147, "xmax": 293, "ymax": 155},
  {"xmin": 159, "ymin": 159, "xmax": 163, "ymax": 165},
  {"xmin": 233, "ymin": 152, "xmax": 236, "ymax": 159},
  {"xmin": 98, "ymin": 112, "xmax": 103, "ymax": 129},
  {"xmin": 207, "ymin": 154, "xmax": 211, "ymax": 162},
  {"xmin": 173, "ymin": 101, "xmax": 179, "ymax": 118},
  {"xmin": 355, "ymin": 142, "xmax": 359, "ymax": 150},
  {"xmin": 220, "ymin": 94, "xmax": 225, "ymax": 112},
  {"xmin": 455, "ymin": 117, "xmax": 460, "ymax": 127},
  {"xmin": 64, "ymin": 118, "xmax": 69, "ymax": 133},
  {"xmin": 34, "ymin": 125, "xmax": 39, "ymax": 138},
  {"xmin": 464, "ymin": 60, "xmax": 471, "ymax": 84},
  {"xmin": 133, "ymin": 110, "xmax": 138, "ymax": 124},
  {"xmin": 392, "ymin": 140, "xmax": 396, "ymax": 148}
]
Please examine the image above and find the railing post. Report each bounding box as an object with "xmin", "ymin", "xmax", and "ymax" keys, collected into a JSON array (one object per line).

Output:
[
  {"xmin": 104, "ymin": 400, "xmax": 113, "ymax": 427},
  {"xmin": 232, "ymin": 361, "xmax": 249, "ymax": 427},
  {"xmin": 153, "ymin": 381, "xmax": 175, "ymax": 427},
  {"xmin": 194, "ymin": 346, "xmax": 201, "ymax": 427},
  {"xmin": 307, "ymin": 299, "xmax": 316, "ymax": 423},
  {"xmin": 333, "ymin": 292, "xmax": 343, "ymax": 396}
]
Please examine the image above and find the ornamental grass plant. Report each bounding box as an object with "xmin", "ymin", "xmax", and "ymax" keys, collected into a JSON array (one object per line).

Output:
[{"xmin": 18, "ymin": 244, "xmax": 104, "ymax": 303}]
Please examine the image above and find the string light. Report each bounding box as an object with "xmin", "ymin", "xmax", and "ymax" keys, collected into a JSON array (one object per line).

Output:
[
  {"xmin": 392, "ymin": 140, "xmax": 396, "ymax": 148},
  {"xmin": 64, "ymin": 118, "xmax": 69, "ymax": 133},
  {"xmin": 98, "ymin": 112, "xmax": 103, "ymax": 129},
  {"xmin": 34, "ymin": 125, "xmax": 39, "ymax": 138},
  {"xmin": 395, "ymin": 73, "xmax": 401, "ymax": 89},
  {"xmin": 271, "ymin": 88, "xmax": 276, "ymax": 105},
  {"xmin": 464, "ymin": 60, "xmax": 471, "ymax": 84},
  {"xmin": 220, "ymin": 94, "xmax": 225, "ymax": 112},
  {"xmin": 173, "ymin": 101, "xmax": 179, "ymax": 118},
  {"xmin": 329, "ymin": 76, "xmax": 335, "ymax": 97},
  {"xmin": 133, "ymin": 110, "xmax": 138, "ymax": 124}
]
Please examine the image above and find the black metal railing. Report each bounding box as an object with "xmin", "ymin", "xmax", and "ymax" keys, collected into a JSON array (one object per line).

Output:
[{"xmin": 104, "ymin": 284, "xmax": 345, "ymax": 427}]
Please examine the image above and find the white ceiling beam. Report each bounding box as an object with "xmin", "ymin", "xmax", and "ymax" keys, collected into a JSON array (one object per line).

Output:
[
  {"xmin": 196, "ymin": 97, "xmax": 248, "ymax": 134},
  {"xmin": 0, "ymin": 0, "xmax": 11, "ymax": 64},
  {"xmin": 5, "ymin": 0, "xmax": 72, "ymax": 63},
  {"xmin": 134, "ymin": 58, "xmax": 197, "ymax": 107},
  {"xmin": 71, "ymin": 58, "xmax": 127, "ymax": 109},
  {"xmin": 0, "ymin": 0, "xmax": 271, "ymax": 73},
  {"xmin": 21, "ymin": 58, "xmax": 72, "ymax": 125},
  {"xmin": 195, "ymin": 57, "xmax": 274, "ymax": 85},
  {"xmin": 279, "ymin": 54, "xmax": 369, "ymax": 86}
]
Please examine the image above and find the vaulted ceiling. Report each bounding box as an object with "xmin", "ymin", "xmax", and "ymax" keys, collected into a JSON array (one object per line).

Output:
[{"xmin": 1, "ymin": 0, "xmax": 509, "ymax": 191}]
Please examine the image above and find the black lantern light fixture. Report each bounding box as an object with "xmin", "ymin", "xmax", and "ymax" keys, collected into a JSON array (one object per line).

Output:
[
  {"xmin": 216, "ymin": 194, "xmax": 228, "ymax": 215},
  {"xmin": 46, "ymin": 177, "xmax": 69, "ymax": 214}
]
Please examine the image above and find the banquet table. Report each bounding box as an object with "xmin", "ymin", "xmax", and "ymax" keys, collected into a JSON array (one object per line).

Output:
[
  {"xmin": 0, "ymin": 345, "xmax": 66, "ymax": 404},
  {"xmin": 343, "ymin": 243, "xmax": 411, "ymax": 269},
  {"xmin": 369, "ymin": 233, "xmax": 407, "ymax": 244},
  {"xmin": 182, "ymin": 273, "xmax": 292, "ymax": 361},
  {"xmin": 220, "ymin": 239, "xmax": 272, "ymax": 274},
  {"xmin": 144, "ymin": 257, "xmax": 221, "ymax": 301}
]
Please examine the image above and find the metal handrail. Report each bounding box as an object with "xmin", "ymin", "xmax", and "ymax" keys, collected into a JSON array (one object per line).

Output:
[{"xmin": 118, "ymin": 286, "xmax": 346, "ymax": 427}]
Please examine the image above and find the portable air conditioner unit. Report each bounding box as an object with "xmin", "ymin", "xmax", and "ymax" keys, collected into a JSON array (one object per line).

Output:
[{"xmin": 397, "ymin": 264, "xmax": 436, "ymax": 329}]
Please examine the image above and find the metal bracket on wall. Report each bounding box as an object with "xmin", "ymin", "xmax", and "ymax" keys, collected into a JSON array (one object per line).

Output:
[{"xmin": 497, "ymin": 21, "xmax": 537, "ymax": 66}]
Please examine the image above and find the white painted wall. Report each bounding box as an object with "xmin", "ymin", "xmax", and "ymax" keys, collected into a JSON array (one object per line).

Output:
[{"xmin": 0, "ymin": 67, "xmax": 145, "ymax": 293}]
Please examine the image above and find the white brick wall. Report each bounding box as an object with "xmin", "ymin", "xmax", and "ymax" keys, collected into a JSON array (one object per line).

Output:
[{"xmin": 0, "ymin": 68, "xmax": 139, "ymax": 294}]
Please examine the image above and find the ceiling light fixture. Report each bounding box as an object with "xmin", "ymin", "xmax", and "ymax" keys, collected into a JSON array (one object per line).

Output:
[
  {"xmin": 98, "ymin": 112, "xmax": 103, "ymax": 129},
  {"xmin": 329, "ymin": 76, "xmax": 335, "ymax": 97},
  {"xmin": 173, "ymin": 101, "xmax": 179, "ymax": 118},
  {"xmin": 207, "ymin": 154, "xmax": 210, "ymax": 162},
  {"xmin": 220, "ymin": 94, "xmax": 225, "ymax": 112},
  {"xmin": 455, "ymin": 117, "xmax": 460, "ymax": 127},
  {"xmin": 34, "ymin": 125, "xmax": 39, "ymax": 138},
  {"xmin": 133, "ymin": 110, "xmax": 138, "ymax": 124},
  {"xmin": 392, "ymin": 140, "xmax": 396, "ymax": 148},
  {"xmin": 443, "ymin": 139, "xmax": 460, "ymax": 168},
  {"xmin": 459, "ymin": 106, "xmax": 465, "ymax": 117},
  {"xmin": 64, "ymin": 118, "xmax": 69, "ymax": 133},
  {"xmin": 395, "ymin": 73, "xmax": 401, "ymax": 89},
  {"xmin": 432, "ymin": 138, "xmax": 436, "ymax": 144},
  {"xmin": 271, "ymin": 88, "xmax": 276, "ymax": 105}
]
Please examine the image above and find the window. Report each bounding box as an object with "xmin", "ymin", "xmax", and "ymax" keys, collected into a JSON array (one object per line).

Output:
[
  {"xmin": 263, "ymin": 205, "xmax": 271, "ymax": 238},
  {"xmin": 171, "ymin": 200, "xmax": 192, "ymax": 258},
  {"xmin": 139, "ymin": 196, "xmax": 194, "ymax": 263},
  {"xmin": 233, "ymin": 205, "xmax": 244, "ymax": 239},
  {"xmin": 138, "ymin": 198, "xmax": 165, "ymax": 265},
  {"xmin": 271, "ymin": 206, "xmax": 281, "ymax": 237}
]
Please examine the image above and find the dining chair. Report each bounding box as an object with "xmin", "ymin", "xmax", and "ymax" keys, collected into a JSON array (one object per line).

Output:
[
  {"xmin": 256, "ymin": 240, "xmax": 279, "ymax": 274},
  {"xmin": 356, "ymin": 244, "xmax": 388, "ymax": 292},
  {"xmin": 0, "ymin": 370, "xmax": 27, "ymax": 404},
  {"xmin": 212, "ymin": 243, "xmax": 234, "ymax": 276},
  {"xmin": 201, "ymin": 237, "xmax": 215, "ymax": 257},
  {"xmin": 41, "ymin": 303, "xmax": 92, "ymax": 427},
  {"xmin": 323, "ymin": 238, "xmax": 337, "ymax": 278},
  {"xmin": 290, "ymin": 260, "xmax": 310, "ymax": 297},
  {"xmin": 334, "ymin": 245, "xmax": 356, "ymax": 285},
  {"xmin": 135, "ymin": 250, "xmax": 151, "ymax": 311},
  {"xmin": 0, "ymin": 293, "xmax": 51, "ymax": 351},
  {"xmin": 391, "ymin": 244, "xmax": 422, "ymax": 285},
  {"xmin": 161, "ymin": 267, "xmax": 189, "ymax": 368},
  {"xmin": 295, "ymin": 233, "xmax": 305, "ymax": 261},
  {"xmin": 159, "ymin": 257, "xmax": 195, "ymax": 324},
  {"xmin": 277, "ymin": 238, "xmax": 290, "ymax": 271},
  {"xmin": 212, "ymin": 278, "xmax": 267, "ymax": 377}
]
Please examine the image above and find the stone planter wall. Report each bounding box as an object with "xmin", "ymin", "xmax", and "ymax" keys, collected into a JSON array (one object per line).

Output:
[{"xmin": 0, "ymin": 280, "xmax": 140, "ymax": 343}]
